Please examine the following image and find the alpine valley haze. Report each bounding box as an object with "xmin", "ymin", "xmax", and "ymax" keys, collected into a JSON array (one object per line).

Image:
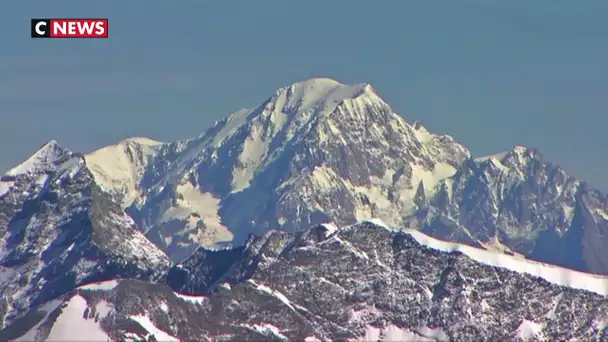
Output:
[{"xmin": 1, "ymin": 78, "xmax": 608, "ymax": 341}]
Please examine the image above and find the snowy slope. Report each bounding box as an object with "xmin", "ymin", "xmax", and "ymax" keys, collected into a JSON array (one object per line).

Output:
[
  {"xmin": 85, "ymin": 137, "xmax": 163, "ymax": 208},
  {"xmin": 62, "ymin": 77, "xmax": 608, "ymax": 275},
  {"xmin": 4, "ymin": 280, "xmax": 182, "ymax": 341},
  {"xmin": 96, "ymin": 77, "xmax": 470, "ymax": 261},
  {"xmin": 4, "ymin": 140, "xmax": 69, "ymax": 177}
]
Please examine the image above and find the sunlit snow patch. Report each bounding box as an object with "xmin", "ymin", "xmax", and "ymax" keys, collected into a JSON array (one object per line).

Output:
[
  {"xmin": 129, "ymin": 315, "xmax": 179, "ymax": 341},
  {"xmin": 45, "ymin": 295, "xmax": 109, "ymax": 341},
  {"xmin": 79, "ymin": 279, "xmax": 120, "ymax": 291},
  {"xmin": 516, "ymin": 319, "xmax": 543, "ymax": 341},
  {"xmin": 363, "ymin": 219, "xmax": 608, "ymax": 296}
]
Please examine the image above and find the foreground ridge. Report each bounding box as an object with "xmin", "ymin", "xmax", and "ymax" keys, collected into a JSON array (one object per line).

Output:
[{"xmin": 4, "ymin": 220, "xmax": 608, "ymax": 341}]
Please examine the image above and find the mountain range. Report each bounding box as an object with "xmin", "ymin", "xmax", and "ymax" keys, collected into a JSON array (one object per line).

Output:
[{"xmin": 1, "ymin": 77, "xmax": 607, "ymax": 340}]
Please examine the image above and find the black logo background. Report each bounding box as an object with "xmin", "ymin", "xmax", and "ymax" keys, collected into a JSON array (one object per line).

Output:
[{"xmin": 31, "ymin": 19, "xmax": 51, "ymax": 38}]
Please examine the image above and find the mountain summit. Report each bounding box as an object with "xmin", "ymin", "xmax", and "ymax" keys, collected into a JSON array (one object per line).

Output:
[
  {"xmin": 83, "ymin": 78, "xmax": 469, "ymax": 261},
  {"xmin": 3, "ymin": 77, "xmax": 607, "ymax": 277}
]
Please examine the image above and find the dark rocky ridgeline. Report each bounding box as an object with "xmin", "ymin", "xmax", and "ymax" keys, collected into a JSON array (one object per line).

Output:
[{"xmin": 161, "ymin": 221, "xmax": 608, "ymax": 341}]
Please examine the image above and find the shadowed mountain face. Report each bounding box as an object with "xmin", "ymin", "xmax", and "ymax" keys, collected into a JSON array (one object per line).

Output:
[{"xmin": 5, "ymin": 222, "xmax": 608, "ymax": 341}]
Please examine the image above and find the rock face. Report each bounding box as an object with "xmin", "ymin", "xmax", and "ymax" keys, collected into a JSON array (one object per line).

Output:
[
  {"xmin": 0, "ymin": 142, "xmax": 171, "ymax": 329},
  {"xmin": 406, "ymin": 147, "xmax": 608, "ymax": 275},
  {"xmin": 5, "ymin": 222, "xmax": 608, "ymax": 341}
]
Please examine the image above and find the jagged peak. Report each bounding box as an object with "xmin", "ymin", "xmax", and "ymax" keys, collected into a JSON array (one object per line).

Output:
[
  {"xmin": 4, "ymin": 140, "xmax": 72, "ymax": 177},
  {"xmin": 474, "ymin": 145, "xmax": 540, "ymax": 164}
]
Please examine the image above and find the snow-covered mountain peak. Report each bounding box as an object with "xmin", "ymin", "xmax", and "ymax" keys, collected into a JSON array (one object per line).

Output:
[
  {"xmin": 277, "ymin": 77, "xmax": 371, "ymax": 100},
  {"xmin": 270, "ymin": 77, "xmax": 384, "ymax": 121},
  {"xmin": 473, "ymin": 145, "xmax": 543, "ymax": 178},
  {"xmin": 119, "ymin": 136, "xmax": 164, "ymax": 147},
  {"xmin": 77, "ymin": 78, "xmax": 471, "ymax": 260},
  {"xmin": 3, "ymin": 140, "xmax": 71, "ymax": 177},
  {"xmin": 85, "ymin": 137, "xmax": 164, "ymax": 208}
]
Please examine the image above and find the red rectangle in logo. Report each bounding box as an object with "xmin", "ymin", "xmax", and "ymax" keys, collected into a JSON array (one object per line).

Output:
[{"xmin": 31, "ymin": 19, "xmax": 108, "ymax": 38}]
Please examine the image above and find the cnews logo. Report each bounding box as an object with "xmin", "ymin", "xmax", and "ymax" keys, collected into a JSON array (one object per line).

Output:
[{"xmin": 31, "ymin": 19, "xmax": 108, "ymax": 38}]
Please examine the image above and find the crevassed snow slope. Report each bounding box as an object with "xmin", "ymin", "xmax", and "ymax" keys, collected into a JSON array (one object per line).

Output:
[{"xmin": 363, "ymin": 219, "xmax": 608, "ymax": 296}]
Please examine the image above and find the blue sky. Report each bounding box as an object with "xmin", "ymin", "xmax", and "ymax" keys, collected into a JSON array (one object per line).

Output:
[{"xmin": 1, "ymin": 1, "xmax": 607, "ymax": 189}]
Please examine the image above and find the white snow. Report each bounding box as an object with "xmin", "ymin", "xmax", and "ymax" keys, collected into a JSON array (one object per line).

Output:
[
  {"xmin": 246, "ymin": 279, "xmax": 296, "ymax": 311},
  {"xmin": 320, "ymin": 222, "xmax": 338, "ymax": 235},
  {"xmin": 239, "ymin": 323, "xmax": 288, "ymax": 340},
  {"xmin": 414, "ymin": 326, "xmax": 449, "ymax": 341},
  {"xmin": 15, "ymin": 299, "xmax": 64, "ymax": 341},
  {"xmin": 174, "ymin": 292, "xmax": 208, "ymax": 305},
  {"xmin": 362, "ymin": 324, "xmax": 381, "ymax": 341},
  {"xmin": 94, "ymin": 300, "xmax": 113, "ymax": 319},
  {"xmin": 96, "ymin": 211, "xmax": 170, "ymax": 266},
  {"xmin": 275, "ymin": 78, "xmax": 375, "ymax": 119},
  {"xmin": 474, "ymin": 151, "xmax": 509, "ymax": 163},
  {"xmin": 596, "ymin": 208, "xmax": 608, "ymax": 221},
  {"xmin": 35, "ymin": 174, "xmax": 48, "ymax": 187},
  {"xmin": 412, "ymin": 123, "xmax": 435, "ymax": 144},
  {"xmin": 85, "ymin": 137, "xmax": 162, "ymax": 207},
  {"xmin": 218, "ymin": 282, "xmax": 232, "ymax": 290},
  {"xmin": 410, "ymin": 162, "xmax": 457, "ymax": 198},
  {"xmin": 545, "ymin": 292, "xmax": 563, "ymax": 320},
  {"xmin": 46, "ymin": 295, "xmax": 110, "ymax": 341},
  {"xmin": 159, "ymin": 181, "xmax": 232, "ymax": 246},
  {"xmin": 515, "ymin": 319, "xmax": 543, "ymax": 341},
  {"xmin": 50, "ymin": 155, "xmax": 86, "ymax": 183},
  {"xmin": 360, "ymin": 219, "xmax": 608, "ymax": 296},
  {"xmin": 233, "ymin": 122, "xmax": 268, "ymax": 192},
  {"xmin": 349, "ymin": 307, "xmax": 382, "ymax": 324},
  {"xmin": 5, "ymin": 140, "xmax": 65, "ymax": 177},
  {"xmin": 0, "ymin": 180, "xmax": 13, "ymax": 197},
  {"xmin": 385, "ymin": 324, "xmax": 436, "ymax": 341},
  {"xmin": 130, "ymin": 315, "xmax": 179, "ymax": 341},
  {"xmin": 212, "ymin": 108, "xmax": 252, "ymax": 146},
  {"xmin": 79, "ymin": 279, "xmax": 120, "ymax": 291},
  {"xmin": 364, "ymin": 218, "xmax": 390, "ymax": 228}
]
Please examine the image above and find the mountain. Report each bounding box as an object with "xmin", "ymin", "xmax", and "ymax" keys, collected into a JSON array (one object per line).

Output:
[
  {"xmin": 0, "ymin": 141, "xmax": 171, "ymax": 329},
  {"xmin": 86, "ymin": 77, "xmax": 470, "ymax": 262},
  {"xmin": 2, "ymin": 76, "xmax": 608, "ymax": 336},
  {"xmin": 4, "ymin": 221, "xmax": 608, "ymax": 341},
  {"xmin": 77, "ymin": 77, "xmax": 608, "ymax": 276},
  {"xmin": 405, "ymin": 146, "xmax": 608, "ymax": 275}
]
